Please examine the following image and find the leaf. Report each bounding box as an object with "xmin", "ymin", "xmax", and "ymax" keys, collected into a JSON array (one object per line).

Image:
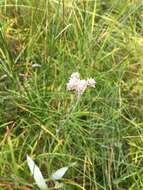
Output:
[
  {"xmin": 51, "ymin": 162, "xmax": 77, "ymax": 181},
  {"xmin": 26, "ymin": 155, "xmax": 48, "ymax": 190},
  {"xmin": 51, "ymin": 166, "xmax": 69, "ymax": 180}
]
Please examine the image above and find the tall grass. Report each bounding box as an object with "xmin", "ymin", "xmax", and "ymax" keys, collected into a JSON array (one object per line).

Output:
[{"xmin": 0, "ymin": 0, "xmax": 143, "ymax": 189}]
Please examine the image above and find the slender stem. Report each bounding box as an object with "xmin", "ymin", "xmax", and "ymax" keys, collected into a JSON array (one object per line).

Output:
[{"xmin": 50, "ymin": 96, "xmax": 81, "ymax": 148}]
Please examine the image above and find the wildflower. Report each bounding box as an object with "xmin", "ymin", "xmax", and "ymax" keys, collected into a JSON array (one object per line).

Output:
[
  {"xmin": 67, "ymin": 72, "xmax": 80, "ymax": 91},
  {"xmin": 67, "ymin": 72, "xmax": 96, "ymax": 96},
  {"xmin": 76, "ymin": 79, "xmax": 88, "ymax": 96},
  {"xmin": 87, "ymin": 78, "xmax": 96, "ymax": 87}
]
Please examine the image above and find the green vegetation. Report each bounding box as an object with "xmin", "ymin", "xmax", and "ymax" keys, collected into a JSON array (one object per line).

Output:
[{"xmin": 0, "ymin": 0, "xmax": 143, "ymax": 189}]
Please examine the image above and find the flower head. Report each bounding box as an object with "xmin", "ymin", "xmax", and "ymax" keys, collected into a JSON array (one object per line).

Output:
[
  {"xmin": 67, "ymin": 72, "xmax": 96, "ymax": 96},
  {"xmin": 67, "ymin": 72, "xmax": 80, "ymax": 91},
  {"xmin": 87, "ymin": 78, "xmax": 96, "ymax": 87},
  {"xmin": 76, "ymin": 80, "xmax": 88, "ymax": 96}
]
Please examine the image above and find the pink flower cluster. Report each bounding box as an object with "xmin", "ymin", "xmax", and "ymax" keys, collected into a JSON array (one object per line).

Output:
[{"xmin": 67, "ymin": 72, "xmax": 96, "ymax": 96}]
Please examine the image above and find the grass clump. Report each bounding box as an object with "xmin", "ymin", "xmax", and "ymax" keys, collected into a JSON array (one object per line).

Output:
[{"xmin": 0, "ymin": 0, "xmax": 143, "ymax": 189}]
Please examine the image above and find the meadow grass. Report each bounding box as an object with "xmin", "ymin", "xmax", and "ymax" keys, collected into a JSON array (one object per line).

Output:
[{"xmin": 0, "ymin": 0, "xmax": 143, "ymax": 189}]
